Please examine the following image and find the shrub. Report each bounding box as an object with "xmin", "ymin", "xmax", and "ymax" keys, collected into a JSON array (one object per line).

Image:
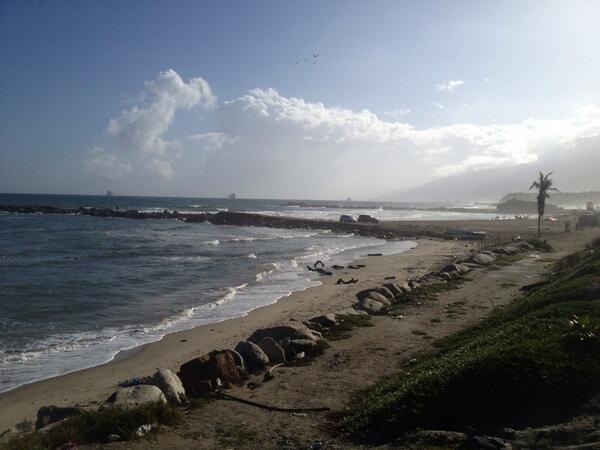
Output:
[{"xmin": 2, "ymin": 402, "xmax": 181, "ymax": 450}]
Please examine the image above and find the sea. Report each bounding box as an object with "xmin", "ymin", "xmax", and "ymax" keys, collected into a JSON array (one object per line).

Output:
[{"xmin": 0, "ymin": 193, "xmax": 501, "ymax": 393}]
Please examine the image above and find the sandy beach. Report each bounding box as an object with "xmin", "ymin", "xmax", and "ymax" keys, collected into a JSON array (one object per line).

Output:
[{"xmin": 0, "ymin": 234, "xmax": 470, "ymax": 433}]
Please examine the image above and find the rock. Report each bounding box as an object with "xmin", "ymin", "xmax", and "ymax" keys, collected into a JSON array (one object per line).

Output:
[
  {"xmin": 248, "ymin": 323, "xmax": 320, "ymax": 344},
  {"xmin": 438, "ymin": 271, "xmax": 453, "ymax": 281},
  {"xmin": 290, "ymin": 338, "xmax": 320, "ymax": 356},
  {"xmin": 372, "ymin": 286, "xmax": 395, "ymax": 300},
  {"xmin": 150, "ymin": 368, "xmax": 187, "ymax": 405},
  {"xmin": 363, "ymin": 291, "xmax": 392, "ymax": 306},
  {"xmin": 356, "ymin": 297, "xmax": 385, "ymax": 314},
  {"xmin": 397, "ymin": 282, "xmax": 412, "ymax": 293},
  {"xmin": 408, "ymin": 280, "xmax": 420, "ymax": 289},
  {"xmin": 440, "ymin": 263, "xmax": 470, "ymax": 275},
  {"xmin": 103, "ymin": 385, "xmax": 166, "ymax": 410},
  {"xmin": 404, "ymin": 430, "xmax": 467, "ymax": 446},
  {"xmin": 234, "ymin": 341, "xmax": 269, "ymax": 371},
  {"xmin": 303, "ymin": 320, "xmax": 325, "ymax": 333},
  {"xmin": 230, "ymin": 349, "xmax": 245, "ymax": 371},
  {"xmin": 383, "ymin": 282, "xmax": 403, "ymax": 297},
  {"xmin": 178, "ymin": 350, "xmax": 245, "ymax": 396},
  {"xmin": 257, "ymin": 337, "xmax": 286, "ymax": 364},
  {"xmin": 107, "ymin": 434, "xmax": 121, "ymax": 442},
  {"xmin": 309, "ymin": 313, "xmax": 338, "ymax": 329},
  {"xmin": 35, "ymin": 405, "xmax": 85, "ymax": 430},
  {"xmin": 466, "ymin": 426, "xmax": 511, "ymax": 449},
  {"xmin": 334, "ymin": 307, "xmax": 368, "ymax": 319},
  {"xmin": 466, "ymin": 253, "xmax": 496, "ymax": 265}
]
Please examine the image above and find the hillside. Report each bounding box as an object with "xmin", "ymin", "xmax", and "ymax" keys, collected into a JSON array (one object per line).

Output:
[{"xmin": 385, "ymin": 135, "xmax": 600, "ymax": 204}]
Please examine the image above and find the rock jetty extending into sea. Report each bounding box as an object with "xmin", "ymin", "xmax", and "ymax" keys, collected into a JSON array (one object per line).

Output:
[{"xmin": 0, "ymin": 204, "xmax": 476, "ymax": 240}]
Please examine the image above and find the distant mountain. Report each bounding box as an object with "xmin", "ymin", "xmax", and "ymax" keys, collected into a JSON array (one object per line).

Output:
[
  {"xmin": 499, "ymin": 191, "xmax": 600, "ymax": 209},
  {"xmin": 384, "ymin": 135, "xmax": 600, "ymax": 204}
]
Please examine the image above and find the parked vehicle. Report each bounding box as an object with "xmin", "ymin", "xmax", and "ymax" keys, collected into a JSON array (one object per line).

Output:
[
  {"xmin": 339, "ymin": 214, "xmax": 355, "ymax": 223},
  {"xmin": 357, "ymin": 214, "xmax": 379, "ymax": 224}
]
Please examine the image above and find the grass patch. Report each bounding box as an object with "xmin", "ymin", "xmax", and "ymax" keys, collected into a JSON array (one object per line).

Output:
[
  {"xmin": 528, "ymin": 238, "xmax": 554, "ymax": 253},
  {"xmin": 2, "ymin": 402, "xmax": 181, "ymax": 450},
  {"xmin": 340, "ymin": 237, "xmax": 600, "ymax": 443},
  {"xmin": 387, "ymin": 278, "xmax": 471, "ymax": 316},
  {"xmin": 323, "ymin": 314, "xmax": 374, "ymax": 341}
]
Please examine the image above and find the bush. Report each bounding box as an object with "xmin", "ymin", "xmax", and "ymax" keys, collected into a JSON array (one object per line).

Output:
[
  {"xmin": 340, "ymin": 238, "xmax": 600, "ymax": 442},
  {"xmin": 2, "ymin": 402, "xmax": 182, "ymax": 450},
  {"xmin": 528, "ymin": 238, "xmax": 554, "ymax": 252}
]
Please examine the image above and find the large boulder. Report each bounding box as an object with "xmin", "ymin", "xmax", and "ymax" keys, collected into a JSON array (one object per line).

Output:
[
  {"xmin": 356, "ymin": 297, "xmax": 385, "ymax": 314},
  {"xmin": 248, "ymin": 322, "xmax": 320, "ymax": 344},
  {"xmin": 103, "ymin": 385, "xmax": 166, "ymax": 410},
  {"xmin": 257, "ymin": 337, "xmax": 286, "ymax": 364},
  {"xmin": 35, "ymin": 405, "xmax": 85, "ymax": 430},
  {"xmin": 309, "ymin": 313, "xmax": 338, "ymax": 329},
  {"xmin": 366, "ymin": 291, "xmax": 391, "ymax": 305},
  {"xmin": 290, "ymin": 339, "xmax": 320, "ymax": 356},
  {"xmin": 151, "ymin": 368, "xmax": 186, "ymax": 405},
  {"xmin": 234, "ymin": 340, "xmax": 269, "ymax": 371},
  {"xmin": 383, "ymin": 283, "xmax": 403, "ymax": 297},
  {"xmin": 466, "ymin": 253, "xmax": 496, "ymax": 265},
  {"xmin": 178, "ymin": 350, "xmax": 245, "ymax": 396},
  {"xmin": 356, "ymin": 288, "xmax": 393, "ymax": 302},
  {"xmin": 440, "ymin": 263, "xmax": 470, "ymax": 275}
]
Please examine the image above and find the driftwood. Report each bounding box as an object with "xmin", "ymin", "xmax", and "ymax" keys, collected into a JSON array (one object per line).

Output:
[{"xmin": 215, "ymin": 391, "xmax": 330, "ymax": 413}]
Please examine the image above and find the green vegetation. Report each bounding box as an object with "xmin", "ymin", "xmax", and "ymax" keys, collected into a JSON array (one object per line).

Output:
[
  {"xmin": 528, "ymin": 237, "xmax": 554, "ymax": 253},
  {"xmin": 386, "ymin": 278, "xmax": 470, "ymax": 317},
  {"xmin": 340, "ymin": 238, "xmax": 600, "ymax": 442},
  {"xmin": 2, "ymin": 402, "xmax": 181, "ymax": 450},
  {"xmin": 323, "ymin": 314, "xmax": 374, "ymax": 340}
]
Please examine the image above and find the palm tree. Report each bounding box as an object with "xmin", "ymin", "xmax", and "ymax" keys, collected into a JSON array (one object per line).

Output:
[{"xmin": 529, "ymin": 171, "xmax": 558, "ymax": 237}]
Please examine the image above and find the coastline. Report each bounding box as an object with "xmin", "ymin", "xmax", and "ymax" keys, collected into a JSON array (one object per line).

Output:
[{"xmin": 0, "ymin": 238, "xmax": 470, "ymax": 432}]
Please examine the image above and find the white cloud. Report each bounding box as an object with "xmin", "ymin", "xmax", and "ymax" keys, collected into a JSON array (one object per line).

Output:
[
  {"xmin": 84, "ymin": 70, "xmax": 600, "ymax": 198},
  {"xmin": 384, "ymin": 109, "xmax": 411, "ymax": 120},
  {"xmin": 201, "ymin": 89, "xmax": 600, "ymax": 198},
  {"xmin": 437, "ymin": 79, "xmax": 465, "ymax": 92},
  {"xmin": 84, "ymin": 147, "xmax": 132, "ymax": 179},
  {"xmin": 86, "ymin": 69, "xmax": 216, "ymax": 179},
  {"xmin": 186, "ymin": 132, "xmax": 236, "ymax": 152}
]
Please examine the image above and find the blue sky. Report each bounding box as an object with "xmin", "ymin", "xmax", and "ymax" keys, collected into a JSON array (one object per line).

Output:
[{"xmin": 2, "ymin": 0, "xmax": 600, "ymax": 198}]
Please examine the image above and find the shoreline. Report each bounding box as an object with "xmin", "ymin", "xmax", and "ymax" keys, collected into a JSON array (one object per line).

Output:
[{"xmin": 0, "ymin": 238, "xmax": 470, "ymax": 432}]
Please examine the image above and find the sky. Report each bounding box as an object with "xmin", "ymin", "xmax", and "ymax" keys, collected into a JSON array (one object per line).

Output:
[{"xmin": 2, "ymin": 0, "xmax": 600, "ymax": 200}]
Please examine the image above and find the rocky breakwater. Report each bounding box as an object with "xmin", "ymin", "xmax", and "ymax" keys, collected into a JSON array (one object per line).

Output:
[
  {"xmin": 0, "ymin": 203, "xmax": 208, "ymax": 222},
  {"xmin": 206, "ymin": 211, "xmax": 442, "ymax": 239}
]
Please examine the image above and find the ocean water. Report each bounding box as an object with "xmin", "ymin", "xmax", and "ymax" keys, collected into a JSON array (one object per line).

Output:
[{"xmin": 0, "ymin": 194, "xmax": 423, "ymax": 393}]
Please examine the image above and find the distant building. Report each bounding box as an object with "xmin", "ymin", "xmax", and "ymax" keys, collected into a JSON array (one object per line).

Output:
[
  {"xmin": 228, "ymin": 193, "xmax": 236, "ymax": 199},
  {"xmin": 497, "ymin": 198, "xmax": 562, "ymax": 215},
  {"xmin": 587, "ymin": 201, "xmax": 595, "ymax": 211}
]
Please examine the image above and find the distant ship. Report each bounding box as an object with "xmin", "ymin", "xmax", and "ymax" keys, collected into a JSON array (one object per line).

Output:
[
  {"xmin": 228, "ymin": 193, "xmax": 236, "ymax": 199},
  {"xmin": 106, "ymin": 190, "xmax": 114, "ymax": 197}
]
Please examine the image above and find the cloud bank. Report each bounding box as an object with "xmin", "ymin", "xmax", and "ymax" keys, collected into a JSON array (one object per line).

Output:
[
  {"xmin": 86, "ymin": 69, "xmax": 600, "ymax": 199},
  {"xmin": 86, "ymin": 69, "xmax": 215, "ymax": 179}
]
